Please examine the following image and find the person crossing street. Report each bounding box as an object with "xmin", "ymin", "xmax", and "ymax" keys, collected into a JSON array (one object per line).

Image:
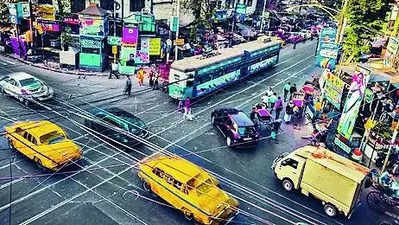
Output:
[
  {"xmin": 283, "ymin": 82, "xmax": 291, "ymax": 101},
  {"xmin": 124, "ymin": 76, "xmax": 132, "ymax": 97}
]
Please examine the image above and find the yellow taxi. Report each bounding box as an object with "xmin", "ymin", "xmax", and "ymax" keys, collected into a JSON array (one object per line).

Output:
[
  {"xmin": 5, "ymin": 120, "xmax": 82, "ymax": 171},
  {"xmin": 137, "ymin": 153, "xmax": 239, "ymax": 225}
]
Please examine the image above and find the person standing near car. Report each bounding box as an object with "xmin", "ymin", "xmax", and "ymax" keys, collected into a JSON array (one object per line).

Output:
[{"xmin": 250, "ymin": 107, "xmax": 258, "ymax": 129}]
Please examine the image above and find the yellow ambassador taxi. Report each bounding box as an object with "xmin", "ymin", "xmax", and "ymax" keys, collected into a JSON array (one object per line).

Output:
[
  {"xmin": 5, "ymin": 120, "xmax": 82, "ymax": 171},
  {"xmin": 137, "ymin": 153, "xmax": 239, "ymax": 225}
]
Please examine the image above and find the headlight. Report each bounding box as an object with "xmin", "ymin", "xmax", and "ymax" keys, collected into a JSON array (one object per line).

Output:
[{"xmin": 48, "ymin": 87, "xmax": 54, "ymax": 95}]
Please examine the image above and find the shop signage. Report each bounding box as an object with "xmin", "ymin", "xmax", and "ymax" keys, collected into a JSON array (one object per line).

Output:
[
  {"xmin": 236, "ymin": 3, "xmax": 247, "ymax": 15},
  {"xmin": 149, "ymin": 38, "xmax": 161, "ymax": 56},
  {"xmin": 8, "ymin": 4, "xmax": 17, "ymax": 17},
  {"xmin": 135, "ymin": 37, "xmax": 150, "ymax": 64},
  {"xmin": 80, "ymin": 18, "xmax": 106, "ymax": 36},
  {"xmin": 140, "ymin": 15, "xmax": 155, "ymax": 32},
  {"xmin": 323, "ymin": 71, "xmax": 345, "ymax": 109},
  {"xmin": 337, "ymin": 66, "xmax": 371, "ymax": 140},
  {"xmin": 80, "ymin": 37, "xmax": 103, "ymax": 49},
  {"xmin": 122, "ymin": 27, "xmax": 138, "ymax": 44},
  {"xmin": 316, "ymin": 28, "xmax": 339, "ymax": 70},
  {"xmin": 18, "ymin": 3, "xmax": 30, "ymax": 18},
  {"xmin": 384, "ymin": 37, "xmax": 399, "ymax": 67},
  {"xmin": 170, "ymin": 16, "xmax": 179, "ymax": 32},
  {"xmin": 64, "ymin": 18, "xmax": 80, "ymax": 25},
  {"xmin": 35, "ymin": 5, "xmax": 56, "ymax": 21},
  {"xmin": 40, "ymin": 21, "xmax": 60, "ymax": 32},
  {"xmin": 334, "ymin": 136, "xmax": 352, "ymax": 154},
  {"xmin": 108, "ymin": 36, "xmax": 121, "ymax": 46},
  {"xmin": 120, "ymin": 45, "xmax": 137, "ymax": 61}
]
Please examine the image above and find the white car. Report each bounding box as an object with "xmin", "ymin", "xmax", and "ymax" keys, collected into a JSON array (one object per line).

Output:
[{"xmin": 0, "ymin": 72, "xmax": 54, "ymax": 105}]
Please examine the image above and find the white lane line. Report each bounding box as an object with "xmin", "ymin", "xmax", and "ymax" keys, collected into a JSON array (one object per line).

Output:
[
  {"xmin": 3, "ymin": 59, "xmax": 15, "ymax": 65},
  {"xmin": 0, "ymin": 61, "xmax": 7, "ymax": 66}
]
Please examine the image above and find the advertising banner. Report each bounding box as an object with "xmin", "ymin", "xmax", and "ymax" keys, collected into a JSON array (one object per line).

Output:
[
  {"xmin": 40, "ymin": 21, "xmax": 60, "ymax": 32},
  {"xmin": 108, "ymin": 36, "xmax": 122, "ymax": 46},
  {"xmin": 135, "ymin": 37, "xmax": 150, "ymax": 64},
  {"xmin": 170, "ymin": 16, "xmax": 179, "ymax": 32},
  {"xmin": 80, "ymin": 18, "xmax": 106, "ymax": 36},
  {"xmin": 35, "ymin": 5, "xmax": 56, "ymax": 21},
  {"xmin": 323, "ymin": 71, "xmax": 345, "ymax": 109},
  {"xmin": 149, "ymin": 38, "xmax": 161, "ymax": 56},
  {"xmin": 384, "ymin": 37, "xmax": 399, "ymax": 67},
  {"xmin": 316, "ymin": 28, "xmax": 339, "ymax": 70},
  {"xmin": 122, "ymin": 27, "xmax": 139, "ymax": 45},
  {"xmin": 337, "ymin": 66, "xmax": 371, "ymax": 140},
  {"xmin": 235, "ymin": 3, "xmax": 247, "ymax": 22}
]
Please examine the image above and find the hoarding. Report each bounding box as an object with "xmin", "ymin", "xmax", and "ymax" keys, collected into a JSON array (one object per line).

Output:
[
  {"xmin": 80, "ymin": 18, "xmax": 106, "ymax": 36},
  {"xmin": 170, "ymin": 16, "xmax": 179, "ymax": 32},
  {"xmin": 122, "ymin": 27, "xmax": 138, "ymax": 45},
  {"xmin": 316, "ymin": 28, "xmax": 339, "ymax": 70},
  {"xmin": 323, "ymin": 71, "xmax": 345, "ymax": 109},
  {"xmin": 337, "ymin": 66, "xmax": 371, "ymax": 140},
  {"xmin": 135, "ymin": 37, "xmax": 150, "ymax": 64},
  {"xmin": 149, "ymin": 38, "xmax": 161, "ymax": 56}
]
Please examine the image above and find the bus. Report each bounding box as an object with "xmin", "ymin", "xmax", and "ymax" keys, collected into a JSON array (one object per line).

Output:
[{"xmin": 168, "ymin": 38, "xmax": 281, "ymax": 100}]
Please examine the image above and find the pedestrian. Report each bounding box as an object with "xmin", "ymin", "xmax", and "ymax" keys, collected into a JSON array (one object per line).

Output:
[
  {"xmin": 137, "ymin": 68, "xmax": 145, "ymax": 87},
  {"xmin": 153, "ymin": 74, "xmax": 159, "ymax": 90},
  {"xmin": 283, "ymin": 82, "xmax": 291, "ymax": 101},
  {"xmin": 183, "ymin": 98, "xmax": 193, "ymax": 120},
  {"xmin": 109, "ymin": 62, "xmax": 120, "ymax": 79},
  {"xmin": 250, "ymin": 107, "xmax": 258, "ymax": 129},
  {"xmin": 149, "ymin": 67, "xmax": 154, "ymax": 87},
  {"xmin": 293, "ymin": 40, "xmax": 297, "ymax": 49},
  {"xmin": 289, "ymin": 83, "xmax": 297, "ymax": 100},
  {"xmin": 284, "ymin": 101, "xmax": 294, "ymax": 123},
  {"xmin": 271, "ymin": 119, "xmax": 282, "ymax": 144},
  {"xmin": 292, "ymin": 105, "xmax": 300, "ymax": 130},
  {"xmin": 124, "ymin": 76, "xmax": 132, "ymax": 97},
  {"xmin": 274, "ymin": 96, "xmax": 284, "ymax": 120},
  {"xmin": 269, "ymin": 93, "xmax": 278, "ymax": 113}
]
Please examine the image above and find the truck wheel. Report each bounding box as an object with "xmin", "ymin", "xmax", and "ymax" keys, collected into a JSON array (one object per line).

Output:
[
  {"xmin": 324, "ymin": 203, "xmax": 338, "ymax": 217},
  {"xmin": 282, "ymin": 179, "xmax": 294, "ymax": 192}
]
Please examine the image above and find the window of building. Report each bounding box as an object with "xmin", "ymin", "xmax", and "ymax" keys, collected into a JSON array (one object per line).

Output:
[
  {"xmin": 71, "ymin": 0, "xmax": 86, "ymax": 13},
  {"xmin": 130, "ymin": 0, "xmax": 145, "ymax": 12},
  {"xmin": 101, "ymin": 0, "xmax": 114, "ymax": 10}
]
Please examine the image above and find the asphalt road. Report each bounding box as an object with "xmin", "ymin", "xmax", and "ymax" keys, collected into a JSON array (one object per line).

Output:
[{"xmin": 0, "ymin": 40, "xmax": 394, "ymax": 225}]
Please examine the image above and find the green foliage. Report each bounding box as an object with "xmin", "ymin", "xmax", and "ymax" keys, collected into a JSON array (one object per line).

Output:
[
  {"xmin": 342, "ymin": 0, "xmax": 393, "ymax": 62},
  {"xmin": 182, "ymin": 0, "xmax": 215, "ymax": 39}
]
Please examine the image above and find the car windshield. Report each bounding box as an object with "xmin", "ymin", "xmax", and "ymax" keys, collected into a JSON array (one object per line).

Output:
[
  {"xmin": 40, "ymin": 131, "xmax": 66, "ymax": 145},
  {"xmin": 196, "ymin": 178, "xmax": 213, "ymax": 196},
  {"xmin": 20, "ymin": 78, "xmax": 39, "ymax": 87}
]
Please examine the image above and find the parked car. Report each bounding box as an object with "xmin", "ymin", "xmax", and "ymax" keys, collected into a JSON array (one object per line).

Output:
[
  {"xmin": 5, "ymin": 120, "xmax": 82, "ymax": 171},
  {"xmin": 211, "ymin": 108, "xmax": 259, "ymax": 148},
  {"xmin": 0, "ymin": 72, "xmax": 54, "ymax": 106},
  {"xmin": 84, "ymin": 107, "xmax": 148, "ymax": 147},
  {"xmin": 138, "ymin": 152, "xmax": 239, "ymax": 224}
]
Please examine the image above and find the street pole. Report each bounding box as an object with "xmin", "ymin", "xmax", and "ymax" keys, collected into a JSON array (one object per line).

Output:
[
  {"xmin": 336, "ymin": 0, "xmax": 349, "ymax": 44},
  {"xmin": 382, "ymin": 119, "xmax": 399, "ymax": 172},
  {"xmin": 28, "ymin": 0, "xmax": 35, "ymax": 48},
  {"xmin": 260, "ymin": 0, "xmax": 267, "ymax": 32},
  {"xmin": 174, "ymin": 0, "xmax": 180, "ymax": 61},
  {"xmin": 113, "ymin": 1, "xmax": 116, "ymax": 36}
]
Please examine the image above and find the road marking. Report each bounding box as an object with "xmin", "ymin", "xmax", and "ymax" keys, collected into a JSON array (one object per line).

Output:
[
  {"xmin": 0, "ymin": 61, "xmax": 7, "ymax": 66},
  {"xmin": 3, "ymin": 59, "xmax": 15, "ymax": 65}
]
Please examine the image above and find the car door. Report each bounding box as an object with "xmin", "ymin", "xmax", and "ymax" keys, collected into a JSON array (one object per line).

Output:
[
  {"xmin": 223, "ymin": 117, "xmax": 233, "ymax": 137},
  {"xmin": 102, "ymin": 116, "xmax": 124, "ymax": 141}
]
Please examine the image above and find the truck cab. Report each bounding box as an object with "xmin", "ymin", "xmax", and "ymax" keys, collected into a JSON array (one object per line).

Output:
[{"xmin": 272, "ymin": 152, "xmax": 306, "ymax": 191}]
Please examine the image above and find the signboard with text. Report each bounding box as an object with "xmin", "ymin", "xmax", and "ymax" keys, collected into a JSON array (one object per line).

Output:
[
  {"xmin": 135, "ymin": 37, "xmax": 150, "ymax": 64},
  {"xmin": 170, "ymin": 16, "xmax": 179, "ymax": 32},
  {"xmin": 323, "ymin": 71, "xmax": 345, "ymax": 109},
  {"xmin": 316, "ymin": 28, "xmax": 339, "ymax": 70},
  {"xmin": 149, "ymin": 38, "xmax": 161, "ymax": 56}
]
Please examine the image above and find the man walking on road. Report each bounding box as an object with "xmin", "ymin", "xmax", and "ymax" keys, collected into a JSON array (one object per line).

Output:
[
  {"xmin": 124, "ymin": 76, "xmax": 132, "ymax": 97},
  {"xmin": 274, "ymin": 96, "xmax": 284, "ymax": 119},
  {"xmin": 269, "ymin": 92, "xmax": 278, "ymax": 113},
  {"xmin": 183, "ymin": 98, "xmax": 193, "ymax": 120},
  {"xmin": 283, "ymin": 82, "xmax": 291, "ymax": 101}
]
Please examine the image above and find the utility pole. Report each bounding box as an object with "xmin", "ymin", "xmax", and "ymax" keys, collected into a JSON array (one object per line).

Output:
[
  {"xmin": 336, "ymin": 0, "xmax": 349, "ymax": 44},
  {"xmin": 382, "ymin": 120, "xmax": 399, "ymax": 172},
  {"xmin": 174, "ymin": 0, "xmax": 180, "ymax": 61},
  {"xmin": 28, "ymin": 0, "xmax": 35, "ymax": 48},
  {"xmin": 260, "ymin": 0, "xmax": 267, "ymax": 32}
]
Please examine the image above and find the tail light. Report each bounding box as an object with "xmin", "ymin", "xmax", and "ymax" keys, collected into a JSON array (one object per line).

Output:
[{"xmin": 21, "ymin": 89, "xmax": 32, "ymax": 95}]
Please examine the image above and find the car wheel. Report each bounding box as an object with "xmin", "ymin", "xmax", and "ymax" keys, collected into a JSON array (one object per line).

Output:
[
  {"xmin": 142, "ymin": 180, "xmax": 151, "ymax": 193},
  {"xmin": 324, "ymin": 203, "xmax": 338, "ymax": 217},
  {"xmin": 226, "ymin": 136, "xmax": 232, "ymax": 147},
  {"xmin": 282, "ymin": 178, "xmax": 294, "ymax": 192},
  {"xmin": 183, "ymin": 208, "xmax": 193, "ymax": 221},
  {"xmin": 33, "ymin": 156, "xmax": 45, "ymax": 171},
  {"xmin": 7, "ymin": 139, "xmax": 15, "ymax": 150}
]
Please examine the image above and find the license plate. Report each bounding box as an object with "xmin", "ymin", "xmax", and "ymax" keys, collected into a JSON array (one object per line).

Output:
[{"xmin": 243, "ymin": 138, "xmax": 252, "ymax": 141}]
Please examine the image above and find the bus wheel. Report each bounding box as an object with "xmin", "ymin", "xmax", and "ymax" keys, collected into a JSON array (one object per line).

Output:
[
  {"xmin": 282, "ymin": 178, "xmax": 294, "ymax": 192},
  {"xmin": 324, "ymin": 203, "xmax": 338, "ymax": 217}
]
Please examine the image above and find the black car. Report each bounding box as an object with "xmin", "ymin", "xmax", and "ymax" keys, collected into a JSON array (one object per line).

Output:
[
  {"xmin": 84, "ymin": 107, "xmax": 148, "ymax": 147},
  {"xmin": 211, "ymin": 108, "xmax": 259, "ymax": 148}
]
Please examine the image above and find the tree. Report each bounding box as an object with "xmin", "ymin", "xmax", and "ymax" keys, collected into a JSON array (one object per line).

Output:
[
  {"xmin": 181, "ymin": 0, "xmax": 215, "ymax": 40},
  {"xmin": 341, "ymin": 0, "xmax": 393, "ymax": 62}
]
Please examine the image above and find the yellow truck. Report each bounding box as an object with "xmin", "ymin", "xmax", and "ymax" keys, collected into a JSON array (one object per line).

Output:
[{"xmin": 271, "ymin": 146, "xmax": 369, "ymax": 218}]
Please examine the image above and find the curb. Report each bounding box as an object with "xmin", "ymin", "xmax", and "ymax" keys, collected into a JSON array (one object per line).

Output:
[{"xmin": 3, "ymin": 53, "xmax": 109, "ymax": 77}]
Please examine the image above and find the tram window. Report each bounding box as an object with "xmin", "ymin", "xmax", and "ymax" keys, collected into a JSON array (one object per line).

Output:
[{"xmin": 187, "ymin": 80, "xmax": 193, "ymax": 87}]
